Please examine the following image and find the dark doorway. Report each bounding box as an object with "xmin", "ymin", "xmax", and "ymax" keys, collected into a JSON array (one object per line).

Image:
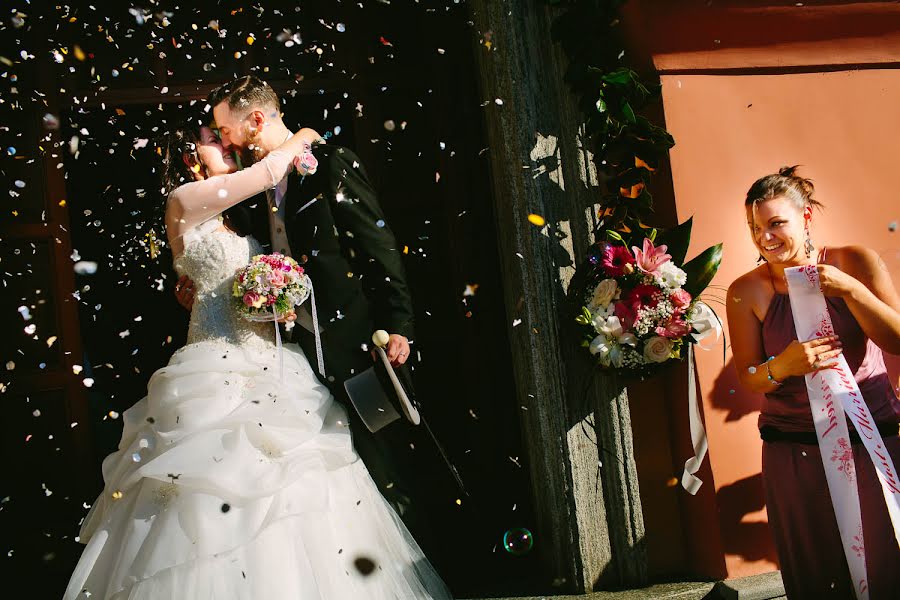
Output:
[{"xmin": 1, "ymin": 1, "xmax": 542, "ymax": 597}]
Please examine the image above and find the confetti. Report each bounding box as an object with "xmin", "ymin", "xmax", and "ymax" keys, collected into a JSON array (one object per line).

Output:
[
  {"xmin": 83, "ymin": 378, "xmax": 95, "ymax": 388},
  {"xmin": 353, "ymin": 556, "xmax": 377, "ymax": 575},
  {"xmin": 74, "ymin": 261, "xmax": 99, "ymax": 275},
  {"xmin": 527, "ymin": 213, "xmax": 545, "ymax": 226}
]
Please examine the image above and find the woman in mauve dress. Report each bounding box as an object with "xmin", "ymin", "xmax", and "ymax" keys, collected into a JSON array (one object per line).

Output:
[{"xmin": 727, "ymin": 166, "xmax": 900, "ymax": 599}]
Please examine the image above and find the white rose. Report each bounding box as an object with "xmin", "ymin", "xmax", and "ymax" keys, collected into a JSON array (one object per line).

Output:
[
  {"xmin": 655, "ymin": 262, "xmax": 687, "ymax": 290},
  {"xmin": 589, "ymin": 278, "xmax": 619, "ymax": 309},
  {"xmin": 643, "ymin": 335, "xmax": 673, "ymax": 363}
]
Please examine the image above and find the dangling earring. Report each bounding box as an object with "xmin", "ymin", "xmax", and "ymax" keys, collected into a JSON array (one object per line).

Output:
[
  {"xmin": 757, "ymin": 254, "xmax": 766, "ymax": 264},
  {"xmin": 804, "ymin": 230, "xmax": 813, "ymax": 259}
]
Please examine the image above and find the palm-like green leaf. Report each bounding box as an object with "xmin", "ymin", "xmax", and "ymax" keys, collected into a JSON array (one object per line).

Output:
[
  {"xmin": 683, "ymin": 243, "xmax": 723, "ymax": 297},
  {"xmin": 655, "ymin": 217, "xmax": 693, "ymax": 265}
]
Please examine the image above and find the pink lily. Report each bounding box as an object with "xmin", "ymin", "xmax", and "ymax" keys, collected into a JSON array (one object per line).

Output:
[{"xmin": 632, "ymin": 238, "xmax": 672, "ymax": 275}]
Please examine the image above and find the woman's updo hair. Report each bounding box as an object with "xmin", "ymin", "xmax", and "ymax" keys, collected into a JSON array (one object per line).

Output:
[
  {"xmin": 159, "ymin": 113, "xmax": 206, "ymax": 196},
  {"xmin": 745, "ymin": 165, "xmax": 824, "ymax": 212}
]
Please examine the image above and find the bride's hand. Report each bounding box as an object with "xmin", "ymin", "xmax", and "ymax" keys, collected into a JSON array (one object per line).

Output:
[
  {"xmin": 275, "ymin": 310, "xmax": 296, "ymax": 324},
  {"xmin": 278, "ymin": 127, "xmax": 324, "ymax": 161}
]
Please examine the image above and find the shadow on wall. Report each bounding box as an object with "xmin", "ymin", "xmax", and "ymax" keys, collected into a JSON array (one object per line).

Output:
[
  {"xmin": 714, "ymin": 474, "xmax": 778, "ymax": 565},
  {"xmin": 709, "ymin": 357, "xmax": 760, "ymax": 424},
  {"xmin": 708, "ymin": 357, "xmax": 778, "ymax": 566}
]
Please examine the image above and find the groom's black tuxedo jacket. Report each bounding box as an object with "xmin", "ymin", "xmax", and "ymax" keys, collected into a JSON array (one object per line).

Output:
[{"xmin": 226, "ymin": 145, "xmax": 415, "ymax": 388}]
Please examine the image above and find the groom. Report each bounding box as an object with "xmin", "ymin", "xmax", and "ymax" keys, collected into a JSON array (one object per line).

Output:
[
  {"xmin": 210, "ymin": 76, "xmax": 415, "ymax": 374},
  {"xmin": 173, "ymin": 76, "xmax": 436, "ymax": 527}
]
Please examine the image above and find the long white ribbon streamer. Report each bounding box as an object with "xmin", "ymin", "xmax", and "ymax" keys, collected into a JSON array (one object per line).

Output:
[
  {"xmin": 785, "ymin": 265, "xmax": 900, "ymax": 600},
  {"xmin": 307, "ymin": 276, "xmax": 325, "ymax": 378},
  {"xmin": 679, "ymin": 301, "xmax": 720, "ymax": 495},
  {"xmin": 682, "ymin": 345, "xmax": 708, "ymax": 495},
  {"xmin": 271, "ymin": 275, "xmax": 325, "ymax": 381},
  {"xmin": 272, "ymin": 304, "xmax": 284, "ymax": 382}
]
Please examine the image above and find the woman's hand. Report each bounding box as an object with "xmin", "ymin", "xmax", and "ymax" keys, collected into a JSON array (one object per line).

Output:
[
  {"xmin": 816, "ymin": 264, "xmax": 862, "ymax": 299},
  {"xmin": 770, "ymin": 335, "xmax": 843, "ymax": 380},
  {"xmin": 278, "ymin": 127, "xmax": 324, "ymax": 160},
  {"xmin": 275, "ymin": 310, "xmax": 297, "ymax": 325}
]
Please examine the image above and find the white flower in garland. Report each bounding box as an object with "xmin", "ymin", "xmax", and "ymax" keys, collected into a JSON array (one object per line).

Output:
[
  {"xmin": 588, "ymin": 278, "xmax": 619, "ymax": 310},
  {"xmin": 655, "ymin": 261, "xmax": 687, "ymax": 290},
  {"xmin": 643, "ymin": 335, "xmax": 674, "ymax": 363},
  {"xmin": 590, "ymin": 315, "xmax": 638, "ymax": 367}
]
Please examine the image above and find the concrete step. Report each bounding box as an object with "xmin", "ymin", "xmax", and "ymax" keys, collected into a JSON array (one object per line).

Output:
[{"xmin": 464, "ymin": 570, "xmax": 786, "ymax": 600}]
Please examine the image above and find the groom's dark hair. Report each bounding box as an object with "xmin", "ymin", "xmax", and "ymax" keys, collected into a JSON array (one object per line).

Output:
[{"xmin": 208, "ymin": 76, "xmax": 280, "ymax": 116}]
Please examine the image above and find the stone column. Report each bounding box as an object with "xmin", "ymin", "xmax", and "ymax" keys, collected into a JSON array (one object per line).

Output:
[{"xmin": 467, "ymin": 0, "xmax": 647, "ymax": 592}]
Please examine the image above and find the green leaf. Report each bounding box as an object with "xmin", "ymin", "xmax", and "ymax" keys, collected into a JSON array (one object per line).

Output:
[
  {"xmin": 683, "ymin": 243, "xmax": 723, "ymax": 297},
  {"xmin": 648, "ymin": 228, "xmax": 657, "ymax": 242},
  {"xmin": 596, "ymin": 97, "xmax": 607, "ymax": 113},
  {"xmin": 601, "ymin": 69, "xmax": 633, "ymax": 85},
  {"xmin": 655, "ymin": 217, "xmax": 693, "ymax": 265},
  {"xmin": 621, "ymin": 102, "xmax": 636, "ymax": 124},
  {"xmin": 606, "ymin": 230, "xmax": 625, "ymax": 245}
]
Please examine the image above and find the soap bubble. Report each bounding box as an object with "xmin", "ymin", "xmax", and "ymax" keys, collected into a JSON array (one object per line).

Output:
[{"xmin": 502, "ymin": 528, "xmax": 534, "ymax": 556}]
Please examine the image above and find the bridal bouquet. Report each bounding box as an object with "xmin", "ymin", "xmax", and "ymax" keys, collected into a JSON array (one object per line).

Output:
[
  {"xmin": 232, "ymin": 253, "xmax": 311, "ymax": 320},
  {"xmin": 575, "ymin": 219, "xmax": 722, "ymax": 379}
]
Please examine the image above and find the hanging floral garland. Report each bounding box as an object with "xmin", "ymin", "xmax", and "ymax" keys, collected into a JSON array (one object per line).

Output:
[{"xmin": 551, "ymin": 0, "xmax": 723, "ymax": 379}]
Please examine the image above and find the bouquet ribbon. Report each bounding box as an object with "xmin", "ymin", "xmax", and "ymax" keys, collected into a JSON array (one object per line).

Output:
[
  {"xmin": 681, "ymin": 301, "xmax": 721, "ymax": 495},
  {"xmin": 681, "ymin": 346, "xmax": 708, "ymax": 495},
  {"xmin": 270, "ymin": 275, "xmax": 325, "ymax": 382},
  {"xmin": 785, "ymin": 265, "xmax": 900, "ymax": 600}
]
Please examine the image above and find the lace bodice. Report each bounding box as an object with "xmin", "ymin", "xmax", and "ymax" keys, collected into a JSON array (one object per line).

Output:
[{"xmin": 173, "ymin": 219, "xmax": 273, "ymax": 351}]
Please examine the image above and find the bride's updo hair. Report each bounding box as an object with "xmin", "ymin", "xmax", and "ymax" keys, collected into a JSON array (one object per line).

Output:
[
  {"xmin": 160, "ymin": 115, "xmax": 205, "ymax": 196},
  {"xmin": 745, "ymin": 165, "xmax": 824, "ymax": 212}
]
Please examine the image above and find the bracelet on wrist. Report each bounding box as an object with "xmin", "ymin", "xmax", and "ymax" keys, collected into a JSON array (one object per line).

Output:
[{"xmin": 765, "ymin": 356, "xmax": 784, "ymax": 386}]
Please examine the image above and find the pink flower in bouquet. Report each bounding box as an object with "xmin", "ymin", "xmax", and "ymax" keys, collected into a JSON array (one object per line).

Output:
[
  {"xmin": 614, "ymin": 301, "xmax": 637, "ymax": 330},
  {"xmin": 655, "ymin": 315, "xmax": 692, "ymax": 339},
  {"xmin": 601, "ymin": 244, "xmax": 635, "ymax": 277},
  {"xmin": 293, "ymin": 264, "xmax": 304, "ymax": 273},
  {"xmin": 670, "ymin": 288, "xmax": 692, "ymax": 309},
  {"xmin": 626, "ymin": 284, "xmax": 661, "ymax": 311},
  {"xmin": 242, "ymin": 292, "xmax": 260, "ymax": 307},
  {"xmin": 267, "ymin": 270, "xmax": 286, "ymax": 288},
  {"xmin": 266, "ymin": 295, "xmax": 276, "ymax": 306},
  {"xmin": 632, "ymin": 238, "xmax": 672, "ymax": 275}
]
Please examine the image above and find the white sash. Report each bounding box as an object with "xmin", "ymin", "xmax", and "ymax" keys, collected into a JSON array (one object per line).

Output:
[{"xmin": 785, "ymin": 265, "xmax": 900, "ymax": 599}]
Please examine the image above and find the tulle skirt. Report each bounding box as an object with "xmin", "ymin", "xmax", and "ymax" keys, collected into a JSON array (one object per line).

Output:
[{"xmin": 64, "ymin": 340, "xmax": 452, "ymax": 599}]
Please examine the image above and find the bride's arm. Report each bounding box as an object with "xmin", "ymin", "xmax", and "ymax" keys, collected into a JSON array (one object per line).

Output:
[{"xmin": 166, "ymin": 128, "xmax": 322, "ymax": 239}]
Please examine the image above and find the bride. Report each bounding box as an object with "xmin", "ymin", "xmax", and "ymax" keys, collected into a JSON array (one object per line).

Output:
[{"xmin": 63, "ymin": 116, "xmax": 452, "ymax": 599}]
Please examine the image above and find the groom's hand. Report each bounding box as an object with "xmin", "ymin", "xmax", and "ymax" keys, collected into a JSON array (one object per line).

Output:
[
  {"xmin": 386, "ymin": 334, "xmax": 410, "ymax": 367},
  {"xmin": 174, "ymin": 275, "xmax": 196, "ymax": 311}
]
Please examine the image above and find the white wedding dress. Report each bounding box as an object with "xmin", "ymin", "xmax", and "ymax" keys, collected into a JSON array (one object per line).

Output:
[{"xmin": 64, "ymin": 218, "xmax": 452, "ymax": 599}]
